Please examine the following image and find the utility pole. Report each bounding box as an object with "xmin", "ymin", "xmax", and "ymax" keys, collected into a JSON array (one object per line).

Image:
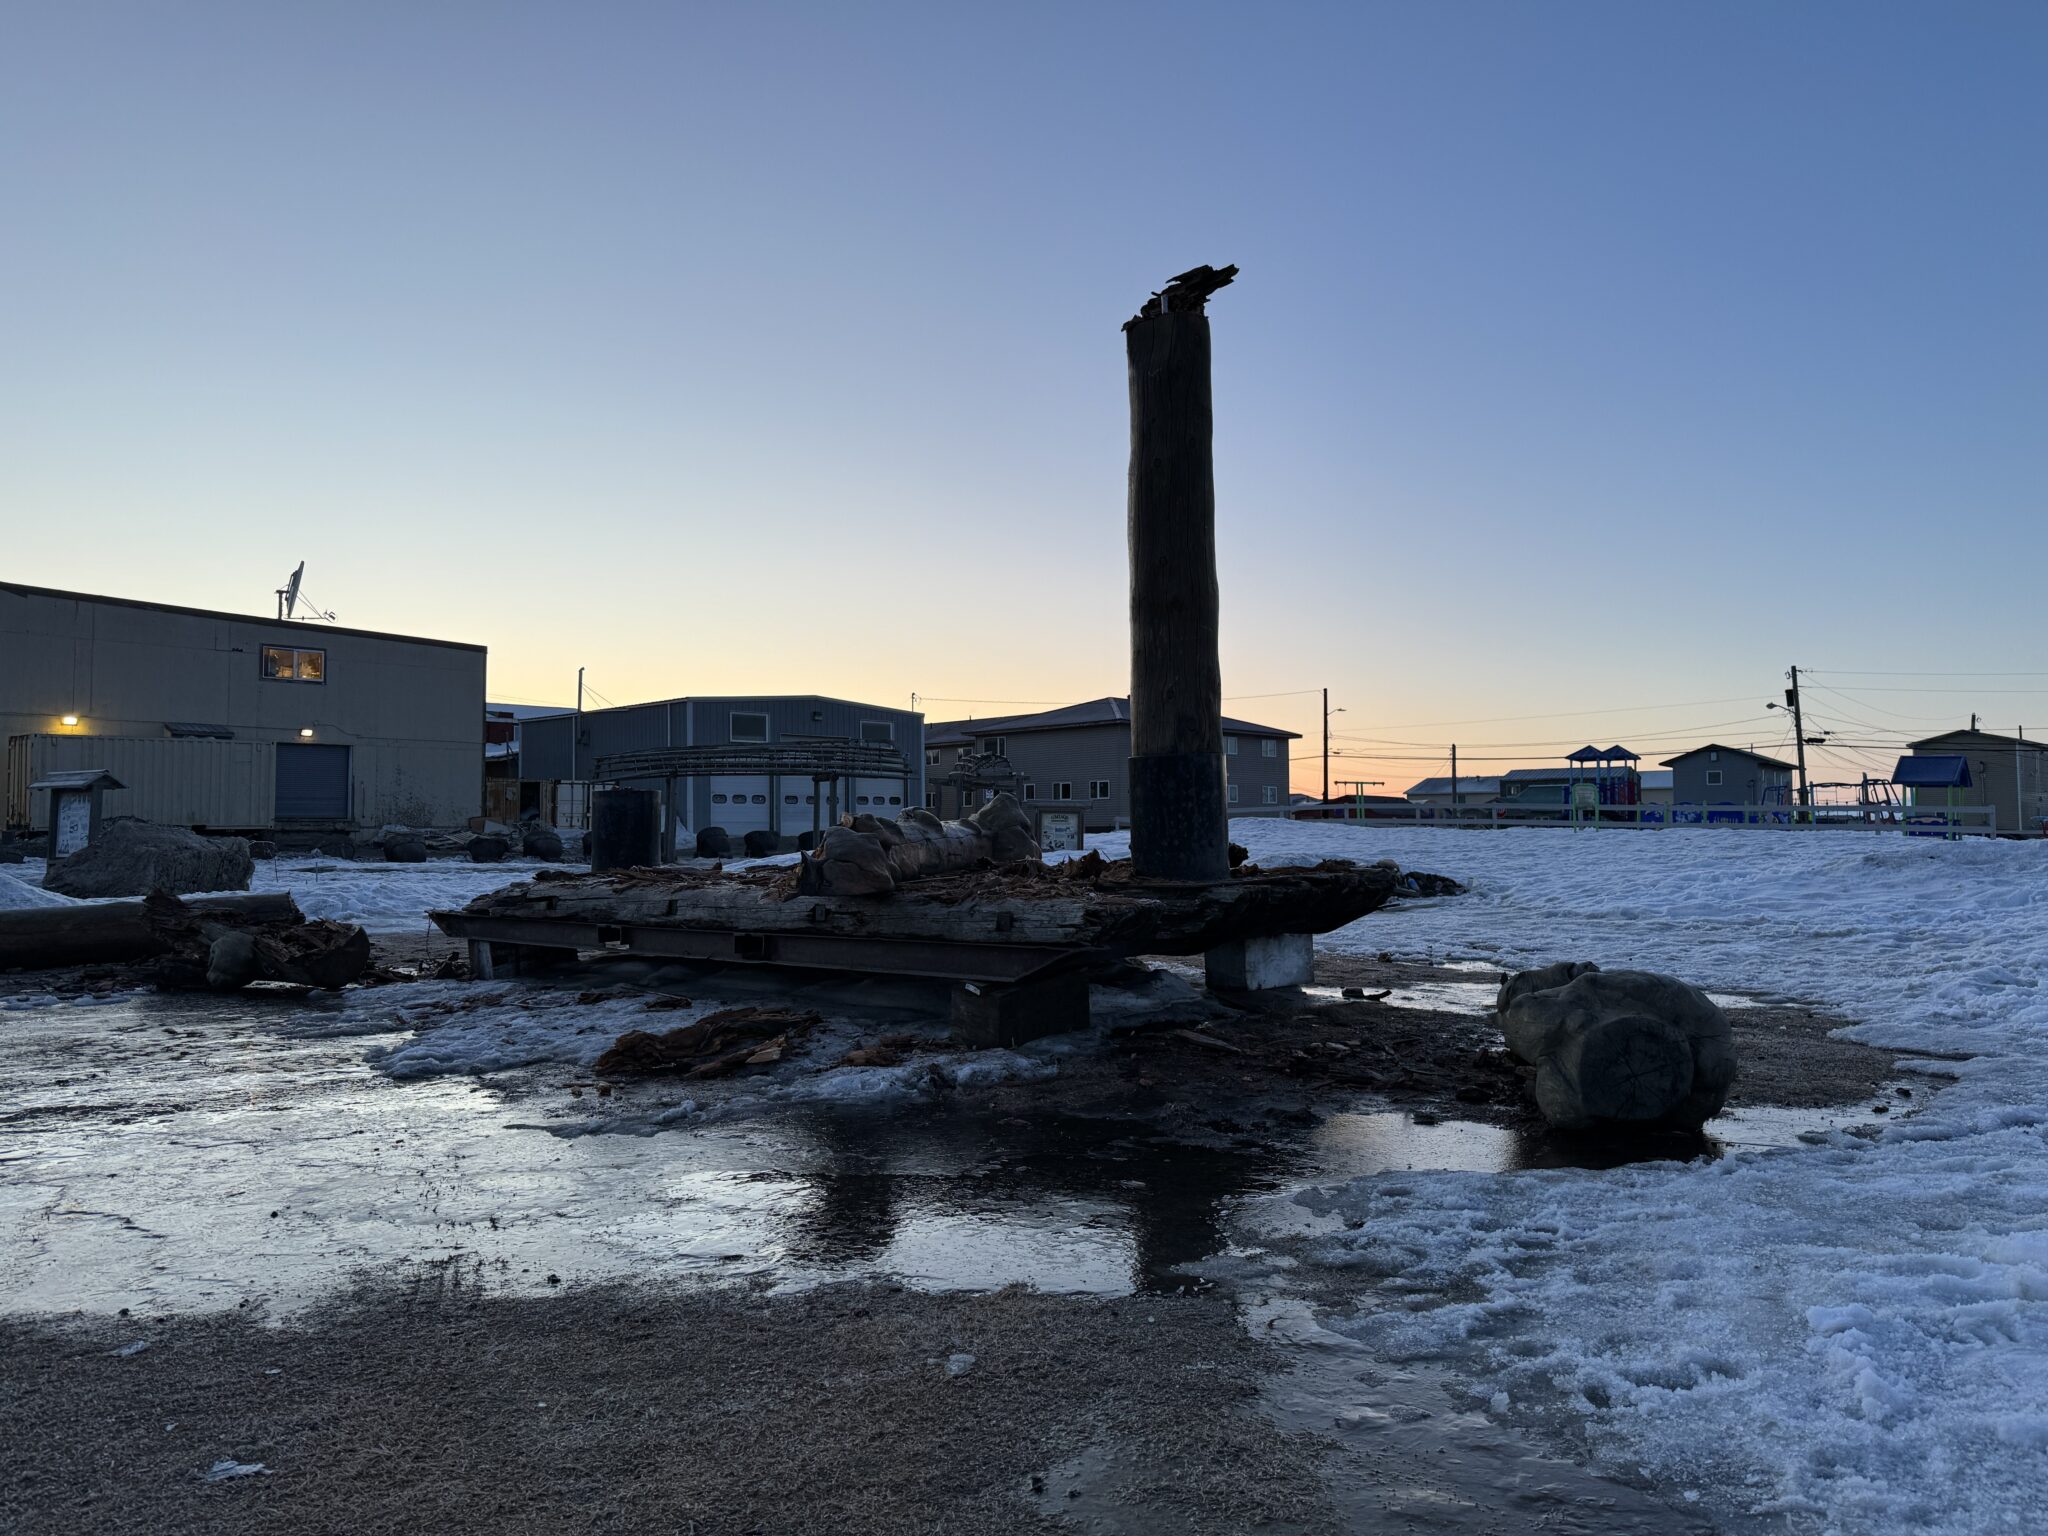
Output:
[
  {"xmin": 1787, "ymin": 666, "xmax": 1811, "ymax": 815},
  {"xmin": 574, "ymin": 667, "xmax": 585, "ymax": 781},
  {"xmin": 1322, "ymin": 688, "xmax": 1329, "ymax": 803},
  {"xmin": 1451, "ymin": 743, "xmax": 1460, "ymax": 816}
]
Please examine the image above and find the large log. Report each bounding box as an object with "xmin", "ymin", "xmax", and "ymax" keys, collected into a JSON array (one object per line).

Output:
[
  {"xmin": 0, "ymin": 892, "xmax": 300, "ymax": 971},
  {"xmin": 796, "ymin": 797, "xmax": 1039, "ymax": 897},
  {"xmin": 1126, "ymin": 265, "xmax": 1237, "ymax": 882}
]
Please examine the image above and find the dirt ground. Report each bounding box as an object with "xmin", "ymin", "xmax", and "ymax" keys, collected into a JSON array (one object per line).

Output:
[{"xmin": 1, "ymin": 1279, "xmax": 1329, "ymax": 1536}]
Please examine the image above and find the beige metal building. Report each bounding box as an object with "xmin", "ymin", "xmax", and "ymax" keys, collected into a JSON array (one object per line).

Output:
[{"xmin": 3, "ymin": 582, "xmax": 485, "ymax": 834}]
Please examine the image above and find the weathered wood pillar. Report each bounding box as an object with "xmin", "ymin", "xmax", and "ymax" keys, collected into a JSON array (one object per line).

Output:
[{"xmin": 1126, "ymin": 264, "xmax": 1237, "ymax": 882}]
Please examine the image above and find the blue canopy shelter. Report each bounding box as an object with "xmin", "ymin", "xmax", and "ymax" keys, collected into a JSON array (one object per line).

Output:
[{"xmin": 1894, "ymin": 755, "xmax": 1972, "ymax": 837}]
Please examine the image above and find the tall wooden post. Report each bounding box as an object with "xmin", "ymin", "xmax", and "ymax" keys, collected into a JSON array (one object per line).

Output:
[{"xmin": 1126, "ymin": 265, "xmax": 1237, "ymax": 882}]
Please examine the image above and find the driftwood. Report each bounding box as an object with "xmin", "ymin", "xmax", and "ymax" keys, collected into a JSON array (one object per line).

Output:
[
  {"xmin": 1497, "ymin": 962, "xmax": 1737, "ymax": 1132},
  {"xmin": 0, "ymin": 892, "xmax": 299, "ymax": 971},
  {"xmin": 0, "ymin": 888, "xmax": 368, "ymax": 990},
  {"xmin": 448, "ymin": 855, "xmax": 1399, "ymax": 962},
  {"xmin": 796, "ymin": 796, "xmax": 1039, "ymax": 897}
]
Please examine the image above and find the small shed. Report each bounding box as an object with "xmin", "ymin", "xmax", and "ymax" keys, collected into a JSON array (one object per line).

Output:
[
  {"xmin": 1894, "ymin": 754, "xmax": 1973, "ymax": 837},
  {"xmin": 30, "ymin": 768, "xmax": 125, "ymax": 859}
]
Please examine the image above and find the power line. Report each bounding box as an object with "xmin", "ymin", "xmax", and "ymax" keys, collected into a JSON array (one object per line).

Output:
[
  {"xmin": 1336, "ymin": 694, "xmax": 1759, "ymax": 732},
  {"xmin": 1805, "ymin": 668, "xmax": 2048, "ymax": 678}
]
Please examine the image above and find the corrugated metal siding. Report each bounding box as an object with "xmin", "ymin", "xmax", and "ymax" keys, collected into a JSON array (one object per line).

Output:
[{"xmin": 15, "ymin": 734, "xmax": 275, "ymax": 829}]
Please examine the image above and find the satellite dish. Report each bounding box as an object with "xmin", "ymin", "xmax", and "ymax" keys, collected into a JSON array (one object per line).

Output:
[{"xmin": 281, "ymin": 562, "xmax": 305, "ymax": 619}]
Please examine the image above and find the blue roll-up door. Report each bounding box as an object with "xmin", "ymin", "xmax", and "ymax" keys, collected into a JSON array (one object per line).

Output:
[{"xmin": 275, "ymin": 743, "xmax": 352, "ymax": 820}]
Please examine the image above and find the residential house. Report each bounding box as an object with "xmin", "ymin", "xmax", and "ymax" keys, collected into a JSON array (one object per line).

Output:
[
  {"xmin": 1662, "ymin": 745, "xmax": 1794, "ymax": 807},
  {"xmin": 1905, "ymin": 728, "xmax": 2048, "ymax": 834},
  {"xmin": 924, "ymin": 697, "xmax": 1297, "ymax": 831},
  {"xmin": 1404, "ymin": 775, "xmax": 1504, "ymax": 808},
  {"xmin": 3, "ymin": 581, "xmax": 484, "ymax": 834}
]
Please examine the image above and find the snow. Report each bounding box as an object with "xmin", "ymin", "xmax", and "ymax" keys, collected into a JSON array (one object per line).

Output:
[
  {"xmin": 252, "ymin": 857, "xmax": 559, "ymax": 934},
  {"xmin": 1192, "ymin": 818, "xmax": 2048, "ymax": 1534},
  {"xmin": 0, "ymin": 870, "xmax": 69, "ymax": 911}
]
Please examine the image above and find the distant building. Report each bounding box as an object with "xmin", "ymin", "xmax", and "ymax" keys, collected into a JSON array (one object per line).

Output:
[
  {"xmin": 1638, "ymin": 769, "xmax": 1674, "ymax": 809},
  {"xmin": 1404, "ymin": 775, "xmax": 1503, "ymax": 808},
  {"xmin": 1293, "ymin": 793, "xmax": 1416, "ymax": 821},
  {"xmin": 1905, "ymin": 729, "xmax": 2048, "ymax": 834},
  {"xmin": 3, "ymin": 581, "xmax": 485, "ymax": 834},
  {"xmin": 1661, "ymin": 745, "xmax": 1794, "ymax": 807},
  {"xmin": 1495, "ymin": 764, "xmax": 1639, "ymax": 810},
  {"xmin": 924, "ymin": 697, "xmax": 1296, "ymax": 831},
  {"xmin": 521, "ymin": 695, "xmax": 924, "ymax": 844}
]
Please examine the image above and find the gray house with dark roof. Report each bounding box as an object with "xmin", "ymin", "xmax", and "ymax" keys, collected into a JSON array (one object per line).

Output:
[
  {"xmin": 1662, "ymin": 744, "xmax": 1795, "ymax": 807},
  {"xmin": 924, "ymin": 697, "xmax": 1297, "ymax": 831}
]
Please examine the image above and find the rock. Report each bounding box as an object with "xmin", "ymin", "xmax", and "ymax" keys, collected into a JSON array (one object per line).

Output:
[
  {"xmin": 314, "ymin": 837, "xmax": 356, "ymax": 861},
  {"xmin": 467, "ymin": 835, "xmax": 510, "ymax": 863},
  {"xmin": 742, "ymin": 829, "xmax": 780, "ymax": 858},
  {"xmin": 796, "ymin": 830, "xmax": 819, "ymax": 852},
  {"xmin": 1496, "ymin": 963, "xmax": 1736, "ymax": 1132},
  {"xmin": 247, "ymin": 841, "xmax": 277, "ymax": 861},
  {"xmin": 0, "ymin": 844, "xmax": 23, "ymax": 865},
  {"xmin": 695, "ymin": 827, "xmax": 731, "ymax": 859},
  {"xmin": 1395, "ymin": 870, "xmax": 1464, "ymax": 898},
  {"xmin": 384, "ymin": 832, "xmax": 428, "ymax": 863},
  {"xmin": 205, "ymin": 931, "xmax": 260, "ymax": 990},
  {"xmin": 43, "ymin": 820, "xmax": 253, "ymax": 899},
  {"xmin": 522, "ymin": 826, "xmax": 564, "ymax": 862},
  {"xmin": 944, "ymin": 1352, "xmax": 976, "ymax": 1378}
]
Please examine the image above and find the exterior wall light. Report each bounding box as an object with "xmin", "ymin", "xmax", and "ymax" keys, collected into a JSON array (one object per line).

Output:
[
  {"xmin": 61, "ymin": 714, "xmax": 80, "ymax": 727},
  {"xmin": 298, "ymin": 727, "xmax": 315, "ymax": 738}
]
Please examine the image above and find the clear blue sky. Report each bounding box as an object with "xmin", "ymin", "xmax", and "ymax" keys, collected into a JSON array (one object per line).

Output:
[{"xmin": 3, "ymin": 2, "xmax": 2042, "ymax": 791}]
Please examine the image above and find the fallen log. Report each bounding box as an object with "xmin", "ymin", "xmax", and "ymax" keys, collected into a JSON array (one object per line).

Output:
[
  {"xmin": 594, "ymin": 1006, "xmax": 822, "ymax": 1077},
  {"xmin": 138, "ymin": 890, "xmax": 371, "ymax": 992},
  {"xmin": 797, "ymin": 796, "xmax": 1040, "ymax": 897},
  {"xmin": 0, "ymin": 892, "xmax": 300, "ymax": 971}
]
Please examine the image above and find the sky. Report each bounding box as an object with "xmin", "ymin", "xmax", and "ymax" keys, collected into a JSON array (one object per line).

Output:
[{"xmin": 3, "ymin": 2, "xmax": 2043, "ymax": 796}]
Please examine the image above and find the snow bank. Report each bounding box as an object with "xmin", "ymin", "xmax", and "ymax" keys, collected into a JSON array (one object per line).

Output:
[
  {"xmin": 0, "ymin": 870, "xmax": 69, "ymax": 911},
  {"xmin": 362, "ymin": 984, "xmax": 659, "ymax": 1078},
  {"xmin": 251, "ymin": 858, "xmax": 548, "ymax": 934},
  {"xmin": 1210, "ymin": 819, "xmax": 2048, "ymax": 1533}
]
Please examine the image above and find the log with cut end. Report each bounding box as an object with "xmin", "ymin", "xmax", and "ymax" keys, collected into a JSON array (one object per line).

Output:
[
  {"xmin": 796, "ymin": 795, "xmax": 1040, "ymax": 897},
  {"xmin": 0, "ymin": 892, "xmax": 301, "ymax": 971}
]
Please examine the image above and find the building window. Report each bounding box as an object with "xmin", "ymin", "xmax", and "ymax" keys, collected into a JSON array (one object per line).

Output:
[
  {"xmin": 1090, "ymin": 779, "xmax": 1110, "ymax": 800},
  {"xmin": 1705, "ymin": 770, "xmax": 1724, "ymax": 787},
  {"xmin": 889, "ymin": 794, "xmax": 902, "ymax": 805},
  {"xmin": 1053, "ymin": 781, "xmax": 1072, "ymax": 800},
  {"xmin": 860, "ymin": 721, "xmax": 894, "ymax": 744},
  {"xmin": 1708, "ymin": 750, "xmax": 1720, "ymax": 763},
  {"xmin": 925, "ymin": 748, "xmax": 940, "ymax": 766},
  {"xmin": 1023, "ymin": 783, "xmax": 1037, "ymax": 800},
  {"xmin": 730, "ymin": 712, "xmax": 770, "ymax": 743},
  {"xmin": 1262, "ymin": 785, "xmax": 1279, "ymax": 805},
  {"xmin": 784, "ymin": 794, "xmax": 799, "ymax": 804},
  {"xmin": 712, "ymin": 793, "xmax": 729, "ymax": 804},
  {"xmin": 750, "ymin": 794, "xmax": 766, "ymax": 804},
  {"xmin": 1261, "ymin": 738, "xmax": 1278, "ymax": 759},
  {"xmin": 1227, "ymin": 782, "xmax": 1240, "ymax": 804},
  {"xmin": 261, "ymin": 645, "xmax": 326, "ymax": 683},
  {"xmin": 1224, "ymin": 735, "xmax": 1239, "ymax": 756},
  {"xmin": 925, "ymin": 789, "xmax": 937, "ymax": 808}
]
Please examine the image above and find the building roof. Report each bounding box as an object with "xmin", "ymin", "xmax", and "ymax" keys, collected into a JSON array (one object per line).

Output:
[
  {"xmin": 1403, "ymin": 776, "xmax": 1504, "ymax": 798},
  {"xmin": 519, "ymin": 693, "xmax": 921, "ymax": 724},
  {"xmin": 1639, "ymin": 769, "xmax": 1674, "ymax": 791},
  {"xmin": 29, "ymin": 768, "xmax": 125, "ymax": 792},
  {"xmin": 925, "ymin": 696, "xmax": 1299, "ymax": 747},
  {"xmin": 1, "ymin": 580, "xmax": 486, "ymax": 653},
  {"xmin": 1500, "ymin": 765, "xmax": 1637, "ymax": 783},
  {"xmin": 1907, "ymin": 728, "xmax": 2047, "ymax": 753},
  {"xmin": 1894, "ymin": 754, "xmax": 1973, "ymax": 788},
  {"xmin": 1660, "ymin": 743, "xmax": 1797, "ymax": 771}
]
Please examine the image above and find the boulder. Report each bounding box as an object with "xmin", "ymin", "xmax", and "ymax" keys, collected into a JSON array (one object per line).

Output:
[
  {"xmin": 0, "ymin": 844, "xmax": 23, "ymax": 866},
  {"xmin": 695, "ymin": 827, "xmax": 731, "ymax": 859},
  {"xmin": 205, "ymin": 931, "xmax": 261, "ymax": 991},
  {"xmin": 248, "ymin": 841, "xmax": 277, "ymax": 861},
  {"xmin": 742, "ymin": 829, "xmax": 781, "ymax": 858},
  {"xmin": 467, "ymin": 835, "xmax": 510, "ymax": 864},
  {"xmin": 43, "ymin": 820, "xmax": 254, "ymax": 899},
  {"xmin": 384, "ymin": 832, "xmax": 428, "ymax": 864},
  {"xmin": 1496, "ymin": 962, "xmax": 1737, "ymax": 1132},
  {"xmin": 796, "ymin": 830, "xmax": 819, "ymax": 852},
  {"xmin": 314, "ymin": 837, "xmax": 356, "ymax": 861},
  {"xmin": 522, "ymin": 826, "xmax": 564, "ymax": 862}
]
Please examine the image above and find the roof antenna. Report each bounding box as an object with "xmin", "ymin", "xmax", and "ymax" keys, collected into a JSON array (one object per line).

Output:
[{"xmin": 275, "ymin": 561, "xmax": 336, "ymax": 623}]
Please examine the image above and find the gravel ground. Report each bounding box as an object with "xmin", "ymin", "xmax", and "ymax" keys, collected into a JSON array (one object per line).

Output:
[{"xmin": 0, "ymin": 1277, "xmax": 1334, "ymax": 1536}]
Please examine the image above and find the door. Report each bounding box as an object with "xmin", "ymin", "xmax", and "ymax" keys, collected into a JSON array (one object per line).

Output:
[
  {"xmin": 853, "ymin": 776, "xmax": 906, "ymax": 818},
  {"xmin": 707, "ymin": 775, "xmax": 771, "ymax": 835},
  {"xmin": 275, "ymin": 743, "xmax": 352, "ymax": 821}
]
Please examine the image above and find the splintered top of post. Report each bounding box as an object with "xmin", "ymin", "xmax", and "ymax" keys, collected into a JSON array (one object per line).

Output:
[{"xmin": 1126, "ymin": 264, "xmax": 1239, "ymax": 328}]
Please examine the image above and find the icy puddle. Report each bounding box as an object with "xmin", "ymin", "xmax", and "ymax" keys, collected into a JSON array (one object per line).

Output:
[
  {"xmin": 1303, "ymin": 977, "xmax": 1762, "ymax": 1012},
  {"xmin": 0, "ymin": 981, "xmax": 1894, "ymax": 1318}
]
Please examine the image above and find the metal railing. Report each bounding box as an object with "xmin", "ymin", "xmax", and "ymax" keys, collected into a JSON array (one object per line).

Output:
[{"xmin": 1295, "ymin": 800, "xmax": 2013, "ymax": 836}]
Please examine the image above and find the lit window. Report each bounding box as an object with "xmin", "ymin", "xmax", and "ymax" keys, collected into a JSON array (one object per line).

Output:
[
  {"xmin": 729, "ymin": 712, "xmax": 770, "ymax": 743},
  {"xmin": 1224, "ymin": 735, "xmax": 1239, "ymax": 756},
  {"xmin": 860, "ymin": 721, "xmax": 894, "ymax": 744},
  {"xmin": 261, "ymin": 645, "xmax": 326, "ymax": 683},
  {"xmin": 1261, "ymin": 738, "xmax": 1278, "ymax": 759}
]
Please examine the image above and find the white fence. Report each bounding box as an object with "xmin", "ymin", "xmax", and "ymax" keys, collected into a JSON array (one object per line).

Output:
[{"xmin": 1299, "ymin": 801, "xmax": 2010, "ymax": 837}]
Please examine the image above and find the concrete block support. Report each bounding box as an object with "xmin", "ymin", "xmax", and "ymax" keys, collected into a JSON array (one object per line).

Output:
[
  {"xmin": 1205, "ymin": 932, "xmax": 1314, "ymax": 992},
  {"xmin": 950, "ymin": 970, "xmax": 1090, "ymax": 1049}
]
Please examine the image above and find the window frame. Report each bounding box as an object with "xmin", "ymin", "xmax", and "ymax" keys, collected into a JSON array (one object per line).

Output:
[
  {"xmin": 1023, "ymin": 782, "xmax": 1038, "ymax": 800},
  {"xmin": 859, "ymin": 720, "xmax": 895, "ymax": 744},
  {"xmin": 729, "ymin": 711, "xmax": 771, "ymax": 744},
  {"xmin": 1705, "ymin": 769, "xmax": 1724, "ymax": 787},
  {"xmin": 1089, "ymin": 779, "xmax": 1110, "ymax": 801},
  {"xmin": 1260, "ymin": 738, "xmax": 1278, "ymax": 759},
  {"xmin": 1052, "ymin": 781, "xmax": 1072, "ymax": 801},
  {"xmin": 1223, "ymin": 735, "xmax": 1239, "ymax": 756},
  {"xmin": 260, "ymin": 644, "xmax": 327, "ymax": 684},
  {"xmin": 1262, "ymin": 785, "xmax": 1279, "ymax": 805},
  {"xmin": 1227, "ymin": 782, "xmax": 1241, "ymax": 804}
]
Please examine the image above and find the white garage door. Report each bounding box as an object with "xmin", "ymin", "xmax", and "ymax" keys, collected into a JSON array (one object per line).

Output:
[
  {"xmin": 777, "ymin": 783, "xmax": 824, "ymax": 837},
  {"xmin": 707, "ymin": 775, "xmax": 771, "ymax": 834},
  {"xmin": 852, "ymin": 777, "xmax": 907, "ymax": 818}
]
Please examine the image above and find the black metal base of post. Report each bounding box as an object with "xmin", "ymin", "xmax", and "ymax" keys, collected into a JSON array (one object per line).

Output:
[{"xmin": 1128, "ymin": 753, "xmax": 1230, "ymax": 882}]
